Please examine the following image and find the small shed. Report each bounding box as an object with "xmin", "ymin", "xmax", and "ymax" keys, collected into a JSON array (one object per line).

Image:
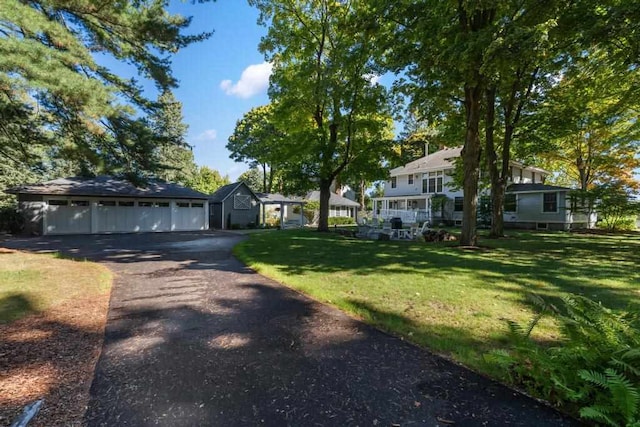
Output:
[{"xmin": 209, "ymin": 182, "xmax": 261, "ymax": 229}]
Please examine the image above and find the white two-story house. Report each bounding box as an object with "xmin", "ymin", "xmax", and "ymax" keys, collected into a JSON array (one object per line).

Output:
[{"xmin": 372, "ymin": 146, "xmax": 595, "ymax": 230}]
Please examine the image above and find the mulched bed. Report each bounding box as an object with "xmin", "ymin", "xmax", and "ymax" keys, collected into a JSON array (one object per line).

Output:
[{"xmin": 0, "ymin": 293, "xmax": 110, "ymax": 426}]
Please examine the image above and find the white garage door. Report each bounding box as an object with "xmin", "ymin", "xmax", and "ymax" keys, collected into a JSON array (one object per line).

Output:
[
  {"xmin": 45, "ymin": 199, "xmax": 91, "ymax": 234},
  {"xmin": 43, "ymin": 198, "xmax": 206, "ymax": 234},
  {"xmin": 97, "ymin": 200, "xmax": 172, "ymax": 233},
  {"xmin": 174, "ymin": 201, "xmax": 206, "ymax": 231}
]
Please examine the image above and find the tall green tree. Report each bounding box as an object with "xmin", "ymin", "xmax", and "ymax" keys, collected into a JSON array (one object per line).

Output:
[
  {"xmin": 376, "ymin": 1, "xmax": 499, "ymax": 246},
  {"xmin": 227, "ymin": 105, "xmax": 284, "ymax": 193},
  {"xmin": 0, "ymin": 0, "xmax": 210, "ymax": 178},
  {"xmin": 189, "ymin": 166, "xmax": 230, "ymax": 195},
  {"xmin": 152, "ymin": 90, "xmax": 197, "ymax": 185},
  {"xmin": 238, "ymin": 168, "xmax": 264, "ymax": 193},
  {"xmin": 532, "ymin": 49, "xmax": 640, "ymax": 191},
  {"xmin": 250, "ymin": 0, "xmax": 393, "ymax": 232},
  {"xmin": 481, "ymin": 1, "xmax": 570, "ymax": 237}
]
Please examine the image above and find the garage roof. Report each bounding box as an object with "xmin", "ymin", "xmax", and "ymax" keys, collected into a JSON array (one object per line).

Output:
[{"xmin": 7, "ymin": 176, "xmax": 209, "ymax": 199}]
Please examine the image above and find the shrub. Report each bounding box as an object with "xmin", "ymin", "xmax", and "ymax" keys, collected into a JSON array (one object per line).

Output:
[
  {"xmin": 0, "ymin": 206, "xmax": 24, "ymax": 234},
  {"xmin": 486, "ymin": 294, "xmax": 640, "ymax": 426},
  {"xmin": 328, "ymin": 217, "xmax": 356, "ymax": 226}
]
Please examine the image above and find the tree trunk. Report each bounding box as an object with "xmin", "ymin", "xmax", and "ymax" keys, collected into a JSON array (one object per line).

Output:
[
  {"xmin": 359, "ymin": 179, "xmax": 366, "ymax": 211},
  {"xmin": 485, "ymin": 86, "xmax": 504, "ymax": 238},
  {"xmin": 460, "ymin": 83, "xmax": 483, "ymax": 247},
  {"xmin": 261, "ymin": 163, "xmax": 267, "ymax": 193},
  {"xmin": 317, "ymin": 178, "xmax": 332, "ymax": 232}
]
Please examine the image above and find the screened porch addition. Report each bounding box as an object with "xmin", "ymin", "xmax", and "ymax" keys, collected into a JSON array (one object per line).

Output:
[{"xmin": 371, "ymin": 196, "xmax": 432, "ymax": 224}]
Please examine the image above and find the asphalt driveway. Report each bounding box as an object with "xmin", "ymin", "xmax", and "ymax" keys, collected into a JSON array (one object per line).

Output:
[{"xmin": 4, "ymin": 231, "xmax": 578, "ymax": 426}]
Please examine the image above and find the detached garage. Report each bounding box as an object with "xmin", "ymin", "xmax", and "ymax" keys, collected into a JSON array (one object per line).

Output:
[{"xmin": 8, "ymin": 176, "xmax": 209, "ymax": 235}]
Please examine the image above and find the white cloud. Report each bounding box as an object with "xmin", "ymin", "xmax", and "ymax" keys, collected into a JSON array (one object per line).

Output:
[
  {"xmin": 220, "ymin": 62, "xmax": 273, "ymax": 98},
  {"xmin": 195, "ymin": 129, "xmax": 218, "ymax": 141},
  {"xmin": 365, "ymin": 73, "xmax": 381, "ymax": 85}
]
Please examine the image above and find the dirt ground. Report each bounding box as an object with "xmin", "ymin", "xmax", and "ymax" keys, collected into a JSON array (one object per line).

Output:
[{"xmin": 0, "ymin": 292, "xmax": 110, "ymax": 426}]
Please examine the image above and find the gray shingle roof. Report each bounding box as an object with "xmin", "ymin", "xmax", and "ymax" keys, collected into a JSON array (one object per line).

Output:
[
  {"xmin": 391, "ymin": 146, "xmax": 463, "ymax": 174},
  {"xmin": 507, "ymin": 183, "xmax": 571, "ymax": 193},
  {"xmin": 208, "ymin": 182, "xmax": 243, "ymax": 203},
  {"xmin": 7, "ymin": 176, "xmax": 209, "ymax": 199},
  {"xmin": 306, "ymin": 190, "xmax": 360, "ymax": 207},
  {"xmin": 256, "ymin": 193, "xmax": 303, "ymax": 204}
]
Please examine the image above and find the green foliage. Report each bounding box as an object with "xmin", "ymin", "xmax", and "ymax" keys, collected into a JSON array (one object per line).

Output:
[
  {"xmin": 0, "ymin": 0, "xmax": 210, "ymax": 180},
  {"xmin": 189, "ymin": 166, "xmax": 230, "ymax": 195},
  {"xmin": 238, "ymin": 168, "xmax": 264, "ymax": 193},
  {"xmin": 249, "ymin": 0, "xmax": 394, "ymax": 231},
  {"xmin": 0, "ymin": 206, "xmax": 24, "ymax": 234},
  {"xmin": 596, "ymin": 183, "xmax": 640, "ymax": 232},
  {"xmin": 487, "ymin": 294, "xmax": 640, "ymax": 426},
  {"xmin": 327, "ymin": 217, "xmax": 356, "ymax": 226},
  {"xmin": 227, "ymin": 105, "xmax": 283, "ymax": 193},
  {"xmin": 152, "ymin": 90, "xmax": 197, "ymax": 186}
]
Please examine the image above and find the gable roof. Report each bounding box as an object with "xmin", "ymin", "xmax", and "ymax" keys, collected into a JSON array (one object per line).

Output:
[
  {"xmin": 209, "ymin": 182, "xmax": 260, "ymax": 203},
  {"xmin": 306, "ymin": 190, "xmax": 360, "ymax": 207},
  {"xmin": 390, "ymin": 146, "xmax": 550, "ymax": 177},
  {"xmin": 391, "ymin": 146, "xmax": 462, "ymax": 175},
  {"xmin": 7, "ymin": 176, "xmax": 208, "ymax": 199},
  {"xmin": 507, "ymin": 183, "xmax": 571, "ymax": 193}
]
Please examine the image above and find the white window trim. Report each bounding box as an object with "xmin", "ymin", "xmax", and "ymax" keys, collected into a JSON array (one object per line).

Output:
[{"xmin": 541, "ymin": 192, "xmax": 559, "ymax": 213}]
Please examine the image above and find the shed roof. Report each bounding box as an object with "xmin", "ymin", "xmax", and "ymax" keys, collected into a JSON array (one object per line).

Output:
[
  {"xmin": 209, "ymin": 182, "xmax": 261, "ymax": 203},
  {"xmin": 256, "ymin": 193, "xmax": 303, "ymax": 205},
  {"xmin": 306, "ymin": 190, "xmax": 360, "ymax": 207},
  {"xmin": 7, "ymin": 176, "xmax": 209, "ymax": 199},
  {"xmin": 507, "ymin": 183, "xmax": 571, "ymax": 193}
]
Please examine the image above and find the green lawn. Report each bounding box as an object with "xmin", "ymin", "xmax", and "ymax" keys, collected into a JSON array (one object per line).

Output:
[
  {"xmin": 0, "ymin": 249, "xmax": 112, "ymax": 323},
  {"xmin": 235, "ymin": 229, "xmax": 640, "ymax": 376}
]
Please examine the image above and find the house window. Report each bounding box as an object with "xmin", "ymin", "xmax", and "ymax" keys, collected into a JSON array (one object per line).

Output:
[
  {"xmin": 408, "ymin": 174, "xmax": 414, "ymax": 185},
  {"xmin": 192, "ymin": 202, "xmax": 204, "ymax": 208},
  {"xmin": 504, "ymin": 194, "xmax": 517, "ymax": 212},
  {"xmin": 454, "ymin": 197, "xmax": 463, "ymax": 212},
  {"xmin": 177, "ymin": 202, "xmax": 190, "ymax": 208},
  {"xmin": 422, "ymin": 171, "xmax": 444, "ymax": 193},
  {"xmin": 543, "ymin": 193, "xmax": 558, "ymax": 212},
  {"xmin": 139, "ymin": 201, "xmax": 154, "ymax": 207},
  {"xmin": 532, "ymin": 172, "xmax": 536, "ymax": 184},
  {"xmin": 70, "ymin": 200, "xmax": 89, "ymax": 207},
  {"xmin": 391, "ymin": 177, "xmax": 397, "ymax": 188},
  {"xmin": 118, "ymin": 201, "xmax": 134, "ymax": 207},
  {"xmin": 234, "ymin": 194, "xmax": 251, "ymax": 210},
  {"xmin": 48, "ymin": 199, "xmax": 68, "ymax": 206},
  {"xmin": 158, "ymin": 202, "xmax": 170, "ymax": 207},
  {"xmin": 98, "ymin": 200, "xmax": 115, "ymax": 207}
]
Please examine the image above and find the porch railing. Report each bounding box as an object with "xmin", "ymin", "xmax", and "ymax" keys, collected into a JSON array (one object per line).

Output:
[{"xmin": 374, "ymin": 209, "xmax": 430, "ymax": 223}]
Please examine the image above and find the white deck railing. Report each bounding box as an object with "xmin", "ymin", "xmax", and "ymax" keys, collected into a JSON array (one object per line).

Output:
[{"xmin": 374, "ymin": 209, "xmax": 430, "ymax": 223}]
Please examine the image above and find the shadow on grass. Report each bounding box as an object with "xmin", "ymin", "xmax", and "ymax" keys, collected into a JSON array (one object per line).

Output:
[
  {"xmin": 0, "ymin": 293, "xmax": 36, "ymax": 324},
  {"xmin": 235, "ymin": 229, "xmax": 640, "ymax": 311}
]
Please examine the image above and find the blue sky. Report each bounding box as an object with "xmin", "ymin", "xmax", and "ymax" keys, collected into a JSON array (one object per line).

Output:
[
  {"xmin": 107, "ymin": 1, "xmax": 271, "ymax": 181},
  {"xmin": 167, "ymin": 1, "xmax": 270, "ymax": 181},
  {"xmin": 102, "ymin": 1, "xmax": 396, "ymax": 182}
]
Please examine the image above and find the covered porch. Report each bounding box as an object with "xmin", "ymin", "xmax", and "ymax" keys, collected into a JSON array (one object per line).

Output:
[{"xmin": 371, "ymin": 195, "xmax": 432, "ymax": 224}]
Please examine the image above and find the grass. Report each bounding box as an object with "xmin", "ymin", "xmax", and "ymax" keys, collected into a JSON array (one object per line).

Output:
[
  {"xmin": 0, "ymin": 249, "xmax": 112, "ymax": 323},
  {"xmin": 234, "ymin": 229, "xmax": 640, "ymax": 377}
]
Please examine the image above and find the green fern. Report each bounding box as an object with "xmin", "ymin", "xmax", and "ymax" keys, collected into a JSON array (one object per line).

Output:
[{"xmin": 488, "ymin": 293, "xmax": 640, "ymax": 426}]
